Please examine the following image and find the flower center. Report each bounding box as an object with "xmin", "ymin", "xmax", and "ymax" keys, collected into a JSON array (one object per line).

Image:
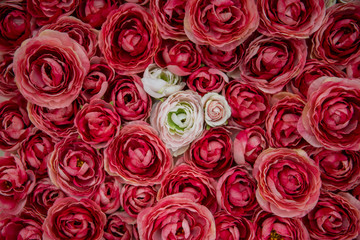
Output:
[
  {"xmin": 270, "ymin": 230, "xmax": 284, "ymax": 240},
  {"xmin": 77, "ymin": 158, "xmax": 85, "ymax": 167},
  {"xmin": 176, "ymin": 227, "xmax": 184, "ymax": 236}
]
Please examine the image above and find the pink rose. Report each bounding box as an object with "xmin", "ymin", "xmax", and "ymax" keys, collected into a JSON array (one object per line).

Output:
[
  {"xmin": 196, "ymin": 44, "xmax": 244, "ymax": 72},
  {"xmin": 0, "ymin": 54, "xmax": 19, "ymax": 98},
  {"xmin": 253, "ymin": 148, "xmax": 321, "ymax": 218},
  {"xmin": 187, "ymin": 67, "xmax": 229, "ymax": 96},
  {"xmin": 310, "ymin": 148, "xmax": 360, "ymax": 192},
  {"xmin": 224, "ymin": 81, "xmax": 270, "ymax": 128},
  {"xmin": 184, "ymin": 127, "xmax": 233, "ymax": 178},
  {"xmin": 184, "ymin": 0, "xmax": 259, "ymax": 50},
  {"xmin": 302, "ymin": 191, "xmax": 360, "ymax": 240},
  {"xmin": 39, "ymin": 16, "xmax": 98, "ymax": 58},
  {"xmin": 120, "ymin": 184, "xmax": 158, "ymax": 218},
  {"xmin": 0, "ymin": 156, "xmax": 35, "ymax": 215},
  {"xmin": 27, "ymin": 99, "xmax": 80, "ymax": 140},
  {"xmin": 150, "ymin": 0, "xmax": 188, "ymax": 40},
  {"xmin": 158, "ymin": 164, "xmax": 218, "ymax": 214},
  {"xmin": 202, "ymin": 93, "xmax": 231, "ymax": 127},
  {"xmin": 235, "ymin": 35, "xmax": 307, "ymax": 94},
  {"xmin": 150, "ymin": 90, "xmax": 204, "ymax": 156},
  {"xmin": 81, "ymin": 57, "xmax": 114, "ymax": 102},
  {"xmin": 75, "ymin": 0, "xmax": 119, "ymax": 28},
  {"xmin": 43, "ymin": 197, "xmax": 106, "ymax": 240},
  {"xmin": 257, "ymin": 0, "xmax": 325, "ymax": 38},
  {"xmin": 137, "ymin": 193, "xmax": 216, "ymax": 240},
  {"xmin": 298, "ymin": 77, "xmax": 360, "ymax": 151},
  {"xmin": 90, "ymin": 175, "xmax": 122, "ymax": 215},
  {"xmin": 26, "ymin": 178, "xmax": 67, "ymax": 218},
  {"xmin": 0, "ymin": 1, "xmax": 33, "ymax": 53},
  {"xmin": 265, "ymin": 93, "xmax": 307, "ymax": 148},
  {"xmin": 13, "ymin": 30, "xmax": 90, "ymax": 109},
  {"xmin": 48, "ymin": 136, "xmax": 105, "ymax": 198},
  {"xmin": 287, "ymin": 59, "xmax": 346, "ymax": 99},
  {"xmin": 104, "ymin": 211, "xmax": 136, "ymax": 240},
  {"xmin": 233, "ymin": 126, "xmax": 268, "ymax": 166},
  {"xmin": 214, "ymin": 211, "xmax": 254, "ymax": 240},
  {"xmin": 253, "ymin": 210, "xmax": 310, "ymax": 240},
  {"xmin": 104, "ymin": 75, "xmax": 152, "ymax": 122},
  {"xmin": 0, "ymin": 216, "xmax": 43, "ymax": 239},
  {"xmin": 154, "ymin": 40, "xmax": 201, "ymax": 76},
  {"xmin": 18, "ymin": 129, "xmax": 55, "ymax": 177},
  {"xmin": 75, "ymin": 99, "xmax": 121, "ymax": 148},
  {"xmin": 99, "ymin": 3, "xmax": 160, "ymax": 74},
  {"xmin": 27, "ymin": 0, "xmax": 79, "ymax": 26},
  {"xmin": 311, "ymin": 2, "xmax": 360, "ymax": 66},
  {"xmin": 104, "ymin": 121, "xmax": 173, "ymax": 185},
  {"xmin": 217, "ymin": 165, "xmax": 259, "ymax": 217},
  {"xmin": 0, "ymin": 97, "xmax": 33, "ymax": 152}
]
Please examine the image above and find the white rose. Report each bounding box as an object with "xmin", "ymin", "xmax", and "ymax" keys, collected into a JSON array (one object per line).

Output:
[{"xmin": 201, "ymin": 92, "xmax": 231, "ymax": 127}]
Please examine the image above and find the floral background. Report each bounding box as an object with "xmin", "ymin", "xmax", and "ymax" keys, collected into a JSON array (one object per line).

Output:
[{"xmin": 1, "ymin": 0, "xmax": 360, "ymax": 239}]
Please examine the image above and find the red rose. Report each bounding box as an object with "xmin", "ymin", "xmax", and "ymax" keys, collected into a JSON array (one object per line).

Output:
[
  {"xmin": 155, "ymin": 40, "xmax": 201, "ymax": 76},
  {"xmin": 43, "ymin": 197, "xmax": 106, "ymax": 240},
  {"xmin": 184, "ymin": 0, "xmax": 259, "ymax": 50},
  {"xmin": 104, "ymin": 121, "xmax": 172, "ymax": 185},
  {"xmin": 0, "ymin": 54, "xmax": 19, "ymax": 98},
  {"xmin": 214, "ymin": 211, "xmax": 254, "ymax": 240},
  {"xmin": 104, "ymin": 211, "xmax": 136, "ymax": 240},
  {"xmin": 0, "ymin": 216, "xmax": 43, "ymax": 239},
  {"xmin": 99, "ymin": 3, "xmax": 160, "ymax": 74},
  {"xmin": 184, "ymin": 127, "xmax": 233, "ymax": 178}
]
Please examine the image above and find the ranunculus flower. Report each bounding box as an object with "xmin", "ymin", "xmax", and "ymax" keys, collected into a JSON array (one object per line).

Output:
[
  {"xmin": 184, "ymin": 127, "xmax": 233, "ymax": 178},
  {"xmin": 48, "ymin": 136, "xmax": 105, "ymax": 198},
  {"xmin": 75, "ymin": 0, "xmax": 119, "ymax": 28},
  {"xmin": 105, "ymin": 75, "xmax": 152, "ymax": 122},
  {"xmin": 104, "ymin": 211, "xmax": 136, "ymax": 240},
  {"xmin": 184, "ymin": 0, "xmax": 259, "ymax": 50},
  {"xmin": 257, "ymin": 0, "xmax": 325, "ymax": 38},
  {"xmin": 141, "ymin": 63, "xmax": 185, "ymax": 99},
  {"xmin": 18, "ymin": 129, "xmax": 55, "ymax": 177},
  {"xmin": 155, "ymin": 40, "xmax": 201, "ymax": 76},
  {"xmin": 39, "ymin": 16, "xmax": 98, "ymax": 58},
  {"xmin": 120, "ymin": 184, "xmax": 158, "ymax": 218},
  {"xmin": 233, "ymin": 126, "xmax": 268, "ymax": 166},
  {"xmin": 13, "ymin": 30, "xmax": 90, "ymax": 109},
  {"xmin": 214, "ymin": 211, "xmax": 255, "ymax": 240},
  {"xmin": 0, "ymin": 1, "xmax": 33, "ymax": 53},
  {"xmin": 287, "ymin": 59, "xmax": 346, "ymax": 99},
  {"xmin": 196, "ymin": 44, "xmax": 244, "ymax": 72},
  {"xmin": 310, "ymin": 148, "xmax": 360, "ymax": 192},
  {"xmin": 27, "ymin": 99, "xmax": 80, "ymax": 140},
  {"xmin": 43, "ymin": 197, "xmax": 106, "ymax": 240},
  {"xmin": 137, "ymin": 193, "xmax": 216, "ymax": 240},
  {"xmin": 201, "ymin": 92, "xmax": 231, "ymax": 127},
  {"xmin": 265, "ymin": 93, "xmax": 307, "ymax": 148},
  {"xmin": 104, "ymin": 121, "xmax": 173, "ymax": 185},
  {"xmin": 253, "ymin": 148, "xmax": 321, "ymax": 218},
  {"xmin": 90, "ymin": 175, "xmax": 122, "ymax": 215},
  {"xmin": 99, "ymin": 3, "xmax": 160, "ymax": 74},
  {"xmin": 217, "ymin": 165, "xmax": 259, "ymax": 217},
  {"xmin": 0, "ymin": 97, "xmax": 33, "ymax": 152},
  {"xmin": 81, "ymin": 57, "xmax": 114, "ymax": 102},
  {"xmin": 234, "ymin": 35, "xmax": 307, "ymax": 94},
  {"xmin": 150, "ymin": 0, "xmax": 188, "ymax": 40},
  {"xmin": 27, "ymin": 0, "xmax": 79, "ymax": 26},
  {"xmin": 302, "ymin": 191, "xmax": 360, "ymax": 240},
  {"xmin": 352, "ymin": 184, "xmax": 360, "ymax": 201},
  {"xmin": 0, "ymin": 156, "xmax": 35, "ymax": 215},
  {"xmin": 311, "ymin": 2, "xmax": 360, "ymax": 66},
  {"xmin": 298, "ymin": 77, "xmax": 360, "ymax": 151},
  {"xmin": 158, "ymin": 164, "xmax": 218, "ymax": 214},
  {"xmin": 253, "ymin": 210, "xmax": 310, "ymax": 240},
  {"xmin": 347, "ymin": 55, "xmax": 360, "ymax": 79},
  {"xmin": 150, "ymin": 90, "xmax": 204, "ymax": 156},
  {"xmin": 0, "ymin": 216, "xmax": 43, "ymax": 239},
  {"xmin": 26, "ymin": 178, "xmax": 67, "ymax": 219},
  {"xmin": 187, "ymin": 67, "xmax": 229, "ymax": 96},
  {"xmin": 75, "ymin": 99, "xmax": 121, "ymax": 148},
  {"xmin": 0, "ymin": 54, "xmax": 19, "ymax": 98},
  {"xmin": 224, "ymin": 81, "xmax": 270, "ymax": 128}
]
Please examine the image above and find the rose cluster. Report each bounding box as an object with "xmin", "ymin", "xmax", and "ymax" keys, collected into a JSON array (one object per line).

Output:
[{"xmin": 1, "ymin": 0, "xmax": 360, "ymax": 239}]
